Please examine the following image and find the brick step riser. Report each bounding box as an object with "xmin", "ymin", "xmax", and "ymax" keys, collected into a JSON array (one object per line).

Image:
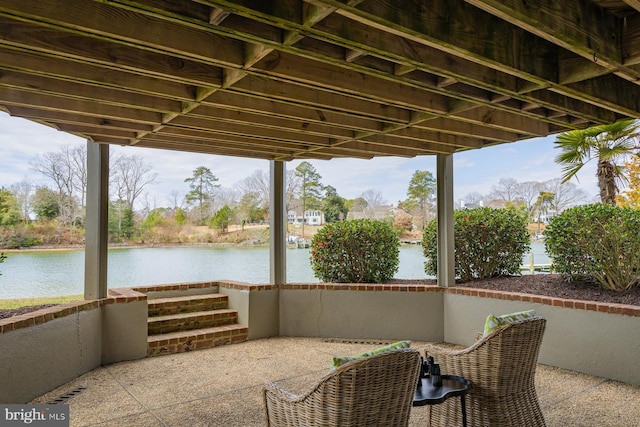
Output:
[
  {"xmin": 148, "ymin": 300, "xmax": 228, "ymax": 317},
  {"xmin": 147, "ymin": 327, "xmax": 248, "ymax": 357},
  {"xmin": 148, "ymin": 313, "xmax": 238, "ymax": 335}
]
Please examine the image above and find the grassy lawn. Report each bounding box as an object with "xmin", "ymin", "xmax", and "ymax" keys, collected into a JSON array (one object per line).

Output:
[{"xmin": 0, "ymin": 295, "xmax": 83, "ymax": 310}]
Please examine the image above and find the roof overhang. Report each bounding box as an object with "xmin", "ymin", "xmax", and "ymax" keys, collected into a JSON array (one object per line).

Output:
[{"xmin": 0, "ymin": 0, "xmax": 638, "ymax": 161}]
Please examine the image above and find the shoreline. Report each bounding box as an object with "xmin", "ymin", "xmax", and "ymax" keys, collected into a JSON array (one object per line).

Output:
[{"xmin": 0, "ymin": 241, "xmax": 273, "ymax": 253}]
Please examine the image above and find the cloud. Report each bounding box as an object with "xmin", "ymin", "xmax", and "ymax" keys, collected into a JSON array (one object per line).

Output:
[{"xmin": 0, "ymin": 112, "xmax": 604, "ymax": 206}]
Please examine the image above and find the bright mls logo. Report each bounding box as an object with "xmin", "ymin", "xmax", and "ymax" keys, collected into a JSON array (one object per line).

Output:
[{"xmin": 0, "ymin": 405, "xmax": 68, "ymax": 426}]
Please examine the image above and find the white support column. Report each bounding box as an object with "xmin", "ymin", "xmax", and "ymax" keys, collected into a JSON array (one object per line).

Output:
[
  {"xmin": 85, "ymin": 141, "xmax": 109, "ymax": 300},
  {"xmin": 270, "ymin": 160, "xmax": 286, "ymax": 285},
  {"xmin": 436, "ymin": 154, "xmax": 455, "ymax": 287}
]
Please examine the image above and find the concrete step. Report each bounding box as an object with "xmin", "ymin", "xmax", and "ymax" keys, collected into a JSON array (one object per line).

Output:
[
  {"xmin": 147, "ymin": 324, "xmax": 248, "ymax": 357},
  {"xmin": 147, "ymin": 293, "xmax": 228, "ymax": 317},
  {"xmin": 148, "ymin": 309, "xmax": 238, "ymax": 335}
]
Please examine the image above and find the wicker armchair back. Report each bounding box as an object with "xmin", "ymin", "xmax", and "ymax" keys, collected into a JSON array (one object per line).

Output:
[
  {"xmin": 424, "ymin": 317, "xmax": 547, "ymax": 427},
  {"xmin": 263, "ymin": 348, "xmax": 421, "ymax": 427}
]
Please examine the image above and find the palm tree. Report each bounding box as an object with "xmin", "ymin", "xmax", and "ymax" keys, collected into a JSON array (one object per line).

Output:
[{"xmin": 554, "ymin": 120, "xmax": 640, "ymax": 204}]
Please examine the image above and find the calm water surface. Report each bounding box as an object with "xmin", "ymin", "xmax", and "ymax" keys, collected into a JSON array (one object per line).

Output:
[{"xmin": 0, "ymin": 242, "xmax": 548, "ymax": 299}]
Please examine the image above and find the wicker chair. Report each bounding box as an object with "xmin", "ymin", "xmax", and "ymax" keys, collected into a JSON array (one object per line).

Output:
[
  {"xmin": 263, "ymin": 348, "xmax": 421, "ymax": 427},
  {"xmin": 424, "ymin": 317, "xmax": 547, "ymax": 427}
]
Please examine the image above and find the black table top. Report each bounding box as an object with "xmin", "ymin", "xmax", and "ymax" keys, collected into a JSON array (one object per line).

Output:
[{"xmin": 413, "ymin": 375, "xmax": 471, "ymax": 407}]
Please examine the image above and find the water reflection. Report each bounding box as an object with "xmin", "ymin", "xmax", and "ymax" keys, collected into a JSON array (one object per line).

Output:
[
  {"xmin": 0, "ymin": 246, "xmax": 430, "ymax": 298},
  {"xmin": 0, "ymin": 242, "xmax": 547, "ymax": 299}
]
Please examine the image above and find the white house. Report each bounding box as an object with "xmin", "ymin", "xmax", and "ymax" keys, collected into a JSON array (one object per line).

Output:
[{"xmin": 287, "ymin": 210, "xmax": 325, "ymax": 226}]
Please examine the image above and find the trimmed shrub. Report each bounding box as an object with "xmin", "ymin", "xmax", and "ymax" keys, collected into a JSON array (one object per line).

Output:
[
  {"xmin": 422, "ymin": 207, "xmax": 530, "ymax": 281},
  {"xmin": 544, "ymin": 204, "xmax": 640, "ymax": 291},
  {"xmin": 310, "ymin": 219, "xmax": 399, "ymax": 283}
]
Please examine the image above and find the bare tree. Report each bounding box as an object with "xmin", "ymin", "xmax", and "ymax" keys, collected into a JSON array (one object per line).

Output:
[
  {"xmin": 240, "ymin": 169, "xmax": 270, "ymax": 211},
  {"xmin": 31, "ymin": 145, "xmax": 82, "ymax": 225},
  {"xmin": 360, "ymin": 189, "xmax": 387, "ymax": 219},
  {"xmin": 110, "ymin": 154, "xmax": 158, "ymax": 210},
  {"xmin": 286, "ymin": 168, "xmax": 301, "ymax": 213},
  {"xmin": 215, "ymin": 187, "xmax": 238, "ymax": 214},
  {"xmin": 542, "ymin": 178, "xmax": 590, "ymax": 213},
  {"xmin": 167, "ymin": 190, "xmax": 185, "ymax": 210},
  {"xmin": 139, "ymin": 191, "xmax": 158, "ymax": 218},
  {"xmin": 9, "ymin": 181, "xmax": 32, "ymax": 225},
  {"xmin": 490, "ymin": 177, "xmax": 521, "ymax": 205},
  {"xmin": 517, "ymin": 181, "xmax": 543, "ymax": 218},
  {"xmin": 70, "ymin": 145, "xmax": 87, "ymax": 208}
]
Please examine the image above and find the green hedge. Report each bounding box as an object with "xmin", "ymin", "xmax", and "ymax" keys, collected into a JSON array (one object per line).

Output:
[
  {"xmin": 422, "ymin": 207, "xmax": 530, "ymax": 282},
  {"xmin": 310, "ymin": 219, "xmax": 399, "ymax": 283},
  {"xmin": 544, "ymin": 204, "xmax": 640, "ymax": 291}
]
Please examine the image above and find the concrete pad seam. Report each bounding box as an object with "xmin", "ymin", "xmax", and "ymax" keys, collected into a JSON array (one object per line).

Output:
[
  {"xmin": 540, "ymin": 378, "xmax": 610, "ymax": 411},
  {"xmin": 103, "ymin": 365, "xmax": 170, "ymax": 427}
]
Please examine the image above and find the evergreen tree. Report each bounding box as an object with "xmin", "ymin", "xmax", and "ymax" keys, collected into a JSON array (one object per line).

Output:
[
  {"xmin": 30, "ymin": 187, "xmax": 60, "ymax": 221},
  {"xmin": 404, "ymin": 170, "xmax": 436, "ymax": 229},
  {"xmin": 212, "ymin": 205, "xmax": 233, "ymax": 233},
  {"xmin": 0, "ymin": 187, "xmax": 20, "ymax": 226},
  {"xmin": 294, "ymin": 161, "xmax": 323, "ymax": 237},
  {"xmin": 322, "ymin": 185, "xmax": 348, "ymax": 223},
  {"xmin": 185, "ymin": 166, "xmax": 220, "ymax": 223}
]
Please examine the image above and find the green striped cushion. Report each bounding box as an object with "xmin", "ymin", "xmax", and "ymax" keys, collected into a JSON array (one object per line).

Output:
[
  {"xmin": 330, "ymin": 340, "xmax": 411, "ymax": 370},
  {"xmin": 483, "ymin": 310, "xmax": 536, "ymax": 337}
]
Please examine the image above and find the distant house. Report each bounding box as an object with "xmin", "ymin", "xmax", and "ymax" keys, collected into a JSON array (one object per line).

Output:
[
  {"xmin": 287, "ymin": 210, "xmax": 325, "ymax": 226},
  {"xmin": 459, "ymin": 200, "xmax": 485, "ymax": 209},
  {"xmin": 347, "ymin": 204, "xmax": 395, "ymax": 221},
  {"xmin": 537, "ymin": 209, "xmax": 557, "ymax": 224}
]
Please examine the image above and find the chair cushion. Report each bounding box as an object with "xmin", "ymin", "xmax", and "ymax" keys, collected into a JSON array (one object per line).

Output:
[
  {"xmin": 483, "ymin": 310, "xmax": 536, "ymax": 336},
  {"xmin": 330, "ymin": 340, "xmax": 412, "ymax": 369}
]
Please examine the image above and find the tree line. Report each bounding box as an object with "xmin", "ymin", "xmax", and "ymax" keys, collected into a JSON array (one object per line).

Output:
[
  {"xmin": 0, "ymin": 145, "xmax": 438, "ymax": 246},
  {"xmin": 1, "ymin": 119, "xmax": 638, "ymax": 248}
]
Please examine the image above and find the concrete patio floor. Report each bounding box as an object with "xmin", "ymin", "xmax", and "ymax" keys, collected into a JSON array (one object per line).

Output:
[{"xmin": 31, "ymin": 337, "xmax": 640, "ymax": 426}]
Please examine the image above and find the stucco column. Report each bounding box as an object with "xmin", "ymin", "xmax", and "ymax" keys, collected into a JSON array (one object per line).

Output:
[
  {"xmin": 436, "ymin": 154, "xmax": 455, "ymax": 287},
  {"xmin": 270, "ymin": 160, "xmax": 286, "ymax": 284},
  {"xmin": 85, "ymin": 141, "xmax": 109, "ymax": 300}
]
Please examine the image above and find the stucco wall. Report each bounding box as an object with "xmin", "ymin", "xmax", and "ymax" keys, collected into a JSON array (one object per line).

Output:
[
  {"xmin": 219, "ymin": 282, "xmax": 278, "ymax": 340},
  {"xmin": 0, "ymin": 295, "xmax": 148, "ymax": 404},
  {"xmin": 101, "ymin": 300, "xmax": 148, "ymax": 364},
  {"xmin": 0, "ymin": 309, "xmax": 102, "ymax": 403},
  {"xmin": 443, "ymin": 292, "xmax": 640, "ymax": 386},
  {"xmin": 278, "ymin": 285, "xmax": 444, "ymax": 342}
]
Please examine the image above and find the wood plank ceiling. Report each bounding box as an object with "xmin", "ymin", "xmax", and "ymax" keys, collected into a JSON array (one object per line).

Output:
[{"xmin": 0, "ymin": 0, "xmax": 639, "ymax": 161}]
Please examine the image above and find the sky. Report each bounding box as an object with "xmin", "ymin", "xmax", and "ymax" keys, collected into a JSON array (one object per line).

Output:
[{"xmin": 0, "ymin": 111, "xmax": 600, "ymax": 208}]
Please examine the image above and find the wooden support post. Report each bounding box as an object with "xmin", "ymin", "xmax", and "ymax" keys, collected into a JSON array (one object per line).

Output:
[
  {"xmin": 436, "ymin": 154, "xmax": 455, "ymax": 287},
  {"xmin": 270, "ymin": 160, "xmax": 287, "ymax": 285},
  {"xmin": 84, "ymin": 141, "xmax": 109, "ymax": 300}
]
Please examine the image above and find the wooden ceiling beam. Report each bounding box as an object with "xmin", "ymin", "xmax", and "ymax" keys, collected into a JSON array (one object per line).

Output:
[
  {"xmin": 622, "ymin": 14, "xmax": 640, "ymax": 65},
  {"xmin": 0, "ymin": 87, "xmax": 162, "ymax": 124},
  {"xmin": 465, "ymin": 0, "xmax": 620, "ymax": 65},
  {"xmin": 0, "ymin": 69, "xmax": 182, "ymax": 114},
  {"xmin": 0, "ymin": 18, "xmax": 224, "ymax": 88},
  {"xmin": 171, "ymin": 112, "xmax": 356, "ymax": 141},
  {"xmin": 150, "ymin": 128, "xmax": 405, "ymax": 158},
  {"xmin": 228, "ymin": 75, "xmax": 412, "ymax": 123},
  {"xmin": 200, "ymin": 91, "xmax": 386, "ymax": 133},
  {"xmin": 0, "ymin": 0, "xmax": 244, "ymax": 67},
  {"xmin": 468, "ymin": 0, "xmax": 640, "ymax": 71},
  {"xmin": 2, "ymin": 107, "xmax": 154, "ymax": 133},
  {"xmin": 200, "ymin": 0, "xmax": 628, "ymax": 124},
  {"xmin": 250, "ymin": 51, "xmax": 450, "ymax": 115},
  {"xmin": 311, "ymin": 0, "xmax": 639, "ymax": 114},
  {"xmin": 0, "ymin": 46, "xmax": 197, "ymax": 102}
]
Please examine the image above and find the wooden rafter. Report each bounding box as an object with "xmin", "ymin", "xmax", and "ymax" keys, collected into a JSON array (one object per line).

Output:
[{"xmin": 0, "ymin": 0, "xmax": 636, "ymax": 162}]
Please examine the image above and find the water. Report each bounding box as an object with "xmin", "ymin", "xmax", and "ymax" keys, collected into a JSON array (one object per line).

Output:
[
  {"xmin": 0, "ymin": 242, "xmax": 548, "ymax": 299},
  {"xmin": 0, "ymin": 245, "xmax": 434, "ymax": 299}
]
